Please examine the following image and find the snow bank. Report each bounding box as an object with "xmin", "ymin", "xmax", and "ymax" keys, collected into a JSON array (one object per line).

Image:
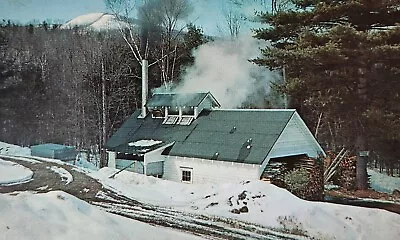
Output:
[
  {"xmin": 74, "ymin": 158, "xmax": 98, "ymax": 171},
  {"xmin": 0, "ymin": 159, "xmax": 33, "ymax": 185},
  {"xmin": 0, "ymin": 191, "xmax": 204, "ymax": 240},
  {"xmin": 0, "ymin": 141, "xmax": 31, "ymax": 156},
  {"xmin": 90, "ymin": 168, "xmax": 211, "ymax": 206},
  {"xmin": 368, "ymin": 168, "xmax": 400, "ymax": 193},
  {"xmin": 91, "ymin": 168, "xmax": 400, "ymax": 240},
  {"xmin": 47, "ymin": 166, "xmax": 73, "ymax": 185}
]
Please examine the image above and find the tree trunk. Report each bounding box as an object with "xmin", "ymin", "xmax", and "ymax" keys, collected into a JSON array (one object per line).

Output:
[
  {"xmin": 100, "ymin": 60, "xmax": 107, "ymax": 168},
  {"xmin": 355, "ymin": 67, "xmax": 368, "ymax": 190},
  {"xmin": 355, "ymin": 135, "xmax": 368, "ymax": 190}
]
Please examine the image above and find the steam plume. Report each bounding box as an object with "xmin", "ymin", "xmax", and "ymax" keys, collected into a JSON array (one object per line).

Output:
[{"xmin": 175, "ymin": 35, "xmax": 281, "ymax": 108}]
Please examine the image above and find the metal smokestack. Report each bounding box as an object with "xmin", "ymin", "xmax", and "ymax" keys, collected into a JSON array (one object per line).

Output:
[
  {"xmin": 139, "ymin": 15, "xmax": 149, "ymax": 118},
  {"xmin": 141, "ymin": 59, "xmax": 149, "ymax": 118}
]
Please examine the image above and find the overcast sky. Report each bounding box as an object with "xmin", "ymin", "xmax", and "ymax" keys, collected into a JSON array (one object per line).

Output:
[{"xmin": 1, "ymin": 0, "xmax": 270, "ymax": 35}]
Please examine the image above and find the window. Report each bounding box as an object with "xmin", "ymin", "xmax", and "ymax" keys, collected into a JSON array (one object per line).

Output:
[
  {"xmin": 162, "ymin": 116, "xmax": 179, "ymax": 125},
  {"xmin": 181, "ymin": 107, "xmax": 194, "ymax": 115},
  {"xmin": 180, "ymin": 167, "xmax": 192, "ymax": 183},
  {"xmin": 178, "ymin": 116, "xmax": 194, "ymax": 125}
]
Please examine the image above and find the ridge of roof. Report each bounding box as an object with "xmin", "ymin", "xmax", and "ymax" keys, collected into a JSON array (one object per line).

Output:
[
  {"xmin": 152, "ymin": 92, "xmax": 209, "ymax": 95},
  {"xmin": 214, "ymin": 108, "xmax": 296, "ymax": 112},
  {"xmin": 146, "ymin": 92, "xmax": 221, "ymax": 108}
]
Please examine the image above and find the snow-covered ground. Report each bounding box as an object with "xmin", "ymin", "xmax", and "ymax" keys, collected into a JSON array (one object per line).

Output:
[
  {"xmin": 0, "ymin": 141, "xmax": 98, "ymax": 170},
  {"xmin": 1, "ymin": 141, "xmax": 400, "ymax": 240},
  {"xmin": 368, "ymin": 168, "xmax": 400, "ymax": 194},
  {"xmin": 0, "ymin": 159, "xmax": 33, "ymax": 185},
  {"xmin": 0, "ymin": 142, "xmax": 30, "ymax": 156},
  {"xmin": 92, "ymin": 168, "xmax": 400, "ymax": 240},
  {"xmin": 0, "ymin": 191, "xmax": 204, "ymax": 240}
]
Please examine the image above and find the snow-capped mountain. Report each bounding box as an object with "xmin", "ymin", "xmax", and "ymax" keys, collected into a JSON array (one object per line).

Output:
[{"xmin": 61, "ymin": 13, "xmax": 133, "ymax": 31}]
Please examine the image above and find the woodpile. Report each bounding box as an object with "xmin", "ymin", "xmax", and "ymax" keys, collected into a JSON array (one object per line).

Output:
[
  {"xmin": 336, "ymin": 156, "xmax": 357, "ymax": 190},
  {"xmin": 261, "ymin": 155, "xmax": 324, "ymax": 200},
  {"xmin": 261, "ymin": 161, "xmax": 287, "ymax": 188},
  {"xmin": 324, "ymin": 149, "xmax": 357, "ymax": 190}
]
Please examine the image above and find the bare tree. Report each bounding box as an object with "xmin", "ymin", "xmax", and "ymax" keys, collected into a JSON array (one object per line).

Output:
[
  {"xmin": 218, "ymin": 7, "xmax": 242, "ymax": 38},
  {"xmin": 105, "ymin": 0, "xmax": 193, "ymax": 87}
]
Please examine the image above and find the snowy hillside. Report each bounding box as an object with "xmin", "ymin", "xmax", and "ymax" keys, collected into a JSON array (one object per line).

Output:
[
  {"xmin": 0, "ymin": 191, "xmax": 204, "ymax": 240},
  {"xmin": 368, "ymin": 168, "xmax": 400, "ymax": 194},
  {"xmin": 0, "ymin": 142, "xmax": 30, "ymax": 156},
  {"xmin": 1, "ymin": 141, "xmax": 400, "ymax": 239},
  {"xmin": 92, "ymin": 168, "xmax": 400, "ymax": 240},
  {"xmin": 61, "ymin": 13, "xmax": 133, "ymax": 31}
]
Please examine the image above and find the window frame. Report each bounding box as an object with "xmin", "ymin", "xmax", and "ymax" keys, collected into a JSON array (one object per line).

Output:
[
  {"xmin": 162, "ymin": 115, "xmax": 179, "ymax": 125},
  {"xmin": 178, "ymin": 116, "xmax": 194, "ymax": 125},
  {"xmin": 180, "ymin": 167, "xmax": 193, "ymax": 183}
]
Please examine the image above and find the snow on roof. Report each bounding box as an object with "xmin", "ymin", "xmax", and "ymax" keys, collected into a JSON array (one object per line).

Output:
[{"xmin": 128, "ymin": 140, "xmax": 163, "ymax": 147}]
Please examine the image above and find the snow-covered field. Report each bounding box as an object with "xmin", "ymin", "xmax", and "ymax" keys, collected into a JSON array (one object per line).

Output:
[
  {"xmin": 0, "ymin": 142, "xmax": 30, "ymax": 156},
  {"xmin": 0, "ymin": 191, "xmax": 204, "ymax": 240},
  {"xmin": 1, "ymin": 141, "xmax": 400, "ymax": 240},
  {"xmin": 93, "ymin": 168, "xmax": 400, "ymax": 240},
  {"xmin": 368, "ymin": 168, "xmax": 400, "ymax": 194}
]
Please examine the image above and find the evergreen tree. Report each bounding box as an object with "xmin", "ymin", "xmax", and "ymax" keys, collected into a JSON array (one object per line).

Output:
[
  {"xmin": 253, "ymin": 0, "xmax": 400, "ymax": 189},
  {"xmin": 181, "ymin": 24, "xmax": 208, "ymax": 66}
]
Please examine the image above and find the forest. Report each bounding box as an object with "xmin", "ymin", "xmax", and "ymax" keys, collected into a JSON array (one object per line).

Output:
[{"xmin": 0, "ymin": 20, "xmax": 204, "ymax": 150}]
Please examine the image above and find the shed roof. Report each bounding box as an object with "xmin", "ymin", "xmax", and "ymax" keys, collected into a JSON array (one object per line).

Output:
[
  {"xmin": 31, "ymin": 143, "xmax": 75, "ymax": 150},
  {"xmin": 146, "ymin": 92, "xmax": 220, "ymax": 108},
  {"xmin": 105, "ymin": 109, "xmax": 295, "ymax": 164}
]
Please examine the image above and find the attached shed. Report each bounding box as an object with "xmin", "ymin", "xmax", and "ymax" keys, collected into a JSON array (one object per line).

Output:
[
  {"xmin": 31, "ymin": 143, "xmax": 77, "ymax": 161},
  {"xmin": 105, "ymin": 92, "xmax": 325, "ymax": 184}
]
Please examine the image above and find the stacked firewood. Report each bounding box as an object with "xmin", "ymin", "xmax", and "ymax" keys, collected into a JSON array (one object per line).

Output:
[
  {"xmin": 305, "ymin": 159, "xmax": 324, "ymax": 200},
  {"xmin": 336, "ymin": 156, "xmax": 357, "ymax": 190},
  {"xmin": 291, "ymin": 156, "xmax": 324, "ymax": 201},
  {"xmin": 261, "ymin": 161, "xmax": 287, "ymax": 188},
  {"xmin": 262, "ymin": 156, "xmax": 324, "ymax": 200},
  {"xmin": 324, "ymin": 148, "xmax": 348, "ymax": 183},
  {"xmin": 324, "ymin": 149, "xmax": 357, "ymax": 190}
]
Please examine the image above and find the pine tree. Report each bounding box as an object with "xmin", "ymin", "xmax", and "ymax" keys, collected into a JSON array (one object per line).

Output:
[{"xmin": 253, "ymin": 0, "xmax": 400, "ymax": 189}]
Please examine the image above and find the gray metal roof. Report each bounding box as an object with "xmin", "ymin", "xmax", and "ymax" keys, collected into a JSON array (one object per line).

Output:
[
  {"xmin": 105, "ymin": 109, "xmax": 295, "ymax": 165},
  {"xmin": 146, "ymin": 92, "xmax": 220, "ymax": 108},
  {"xmin": 31, "ymin": 143, "xmax": 75, "ymax": 150}
]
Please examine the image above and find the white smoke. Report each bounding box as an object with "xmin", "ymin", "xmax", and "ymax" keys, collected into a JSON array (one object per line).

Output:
[{"xmin": 175, "ymin": 35, "xmax": 281, "ymax": 108}]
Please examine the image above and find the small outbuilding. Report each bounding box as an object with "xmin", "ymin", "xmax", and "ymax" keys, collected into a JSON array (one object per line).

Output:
[{"xmin": 31, "ymin": 143, "xmax": 77, "ymax": 161}]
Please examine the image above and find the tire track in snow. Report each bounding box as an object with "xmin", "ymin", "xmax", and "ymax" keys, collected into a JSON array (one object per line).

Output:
[{"xmin": 91, "ymin": 191, "xmax": 308, "ymax": 240}]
